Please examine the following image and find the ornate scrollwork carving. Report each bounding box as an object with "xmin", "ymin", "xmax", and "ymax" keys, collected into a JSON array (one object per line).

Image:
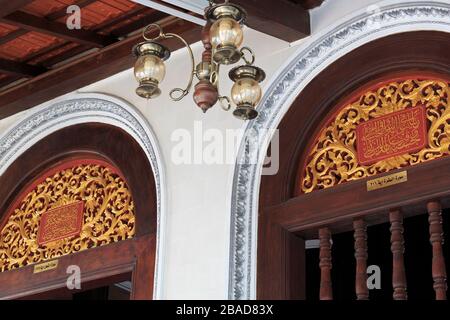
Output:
[
  {"xmin": 0, "ymin": 162, "xmax": 135, "ymax": 272},
  {"xmin": 301, "ymin": 79, "xmax": 450, "ymax": 193}
]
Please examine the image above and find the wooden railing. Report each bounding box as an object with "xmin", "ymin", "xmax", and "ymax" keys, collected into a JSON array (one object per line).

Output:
[{"xmin": 318, "ymin": 200, "xmax": 447, "ymax": 300}]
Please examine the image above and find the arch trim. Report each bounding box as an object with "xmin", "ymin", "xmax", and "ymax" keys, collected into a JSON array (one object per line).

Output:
[
  {"xmin": 0, "ymin": 93, "xmax": 167, "ymax": 299},
  {"xmin": 229, "ymin": 1, "xmax": 450, "ymax": 300}
]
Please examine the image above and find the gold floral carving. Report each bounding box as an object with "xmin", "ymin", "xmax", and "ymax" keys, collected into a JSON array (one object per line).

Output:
[
  {"xmin": 301, "ymin": 79, "xmax": 450, "ymax": 193},
  {"xmin": 0, "ymin": 163, "xmax": 135, "ymax": 272}
]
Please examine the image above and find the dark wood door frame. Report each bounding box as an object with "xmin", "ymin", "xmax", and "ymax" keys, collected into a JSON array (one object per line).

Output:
[
  {"xmin": 256, "ymin": 31, "xmax": 450, "ymax": 299},
  {"xmin": 0, "ymin": 123, "xmax": 158, "ymax": 299},
  {"xmin": 0, "ymin": 234, "xmax": 155, "ymax": 299},
  {"xmin": 268, "ymin": 156, "xmax": 450, "ymax": 236}
]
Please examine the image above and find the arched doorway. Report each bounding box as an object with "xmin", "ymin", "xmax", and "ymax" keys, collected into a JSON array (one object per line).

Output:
[
  {"xmin": 255, "ymin": 30, "xmax": 450, "ymax": 300},
  {"xmin": 229, "ymin": 2, "xmax": 450, "ymax": 300},
  {"xmin": 0, "ymin": 96, "xmax": 164, "ymax": 300},
  {"xmin": 229, "ymin": 1, "xmax": 450, "ymax": 300}
]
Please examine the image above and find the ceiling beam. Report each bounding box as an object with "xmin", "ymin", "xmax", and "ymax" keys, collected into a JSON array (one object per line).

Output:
[
  {"xmin": 0, "ymin": 75, "xmax": 23, "ymax": 89},
  {"xmin": 34, "ymin": 44, "xmax": 92, "ymax": 68},
  {"xmin": 110, "ymin": 10, "xmax": 168, "ymax": 37},
  {"xmin": 160, "ymin": 0, "xmax": 206, "ymax": 15},
  {"xmin": 0, "ymin": 19, "xmax": 201, "ymax": 119},
  {"xmin": 1, "ymin": 11, "xmax": 116, "ymax": 48},
  {"xmin": 92, "ymin": 6, "xmax": 152, "ymax": 32},
  {"xmin": 0, "ymin": 58, "xmax": 47, "ymax": 77},
  {"xmin": 0, "ymin": 0, "xmax": 34, "ymax": 18},
  {"xmin": 134, "ymin": 0, "xmax": 311, "ymax": 41},
  {"xmin": 0, "ymin": 29, "xmax": 28, "ymax": 45},
  {"xmin": 294, "ymin": 0, "xmax": 326, "ymax": 10},
  {"xmin": 230, "ymin": 0, "xmax": 310, "ymax": 42},
  {"xmin": 133, "ymin": 0, "xmax": 205, "ymax": 25}
]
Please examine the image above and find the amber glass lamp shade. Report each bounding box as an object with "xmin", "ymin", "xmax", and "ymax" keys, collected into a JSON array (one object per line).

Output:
[
  {"xmin": 231, "ymin": 78, "xmax": 261, "ymax": 108},
  {"xmin": 229, "ymin": 65, "xmax": 266, "ymax": 120},
  {"xmin": 206, "ymin": 2, "xmax": 246, "ymax": 65},
  {"xmin": 133, "ymin": 42, "xmax": 170, "ymax": 99},
  {"xmin": 210, "ymin": 17, "xmax": 243, "ymax": 64}
]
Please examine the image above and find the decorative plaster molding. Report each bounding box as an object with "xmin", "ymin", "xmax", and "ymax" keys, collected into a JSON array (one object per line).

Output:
[
  {"xmin": 0, "ymin": 93, "xmax": 166, "ymax": 299},
  {"xmin": 229, "ymin": 1, "xmax": 450, "ymax": 300}
]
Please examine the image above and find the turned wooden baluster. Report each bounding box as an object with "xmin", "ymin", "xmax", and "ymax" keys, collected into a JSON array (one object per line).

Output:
[
  {"xmin": 427, "ymin": 200, "xmax": 447, "ymax": 300},
  {"xmin": 319, "ymin": 227, "xmax": 333, "ymax": 300},
  {"xmin": 354, "ymin": 219, "xmax": 369, "ymax": 300},
  {"xmin": 389, "ymin": 209, "xmax": 408, "ymax": 300}
]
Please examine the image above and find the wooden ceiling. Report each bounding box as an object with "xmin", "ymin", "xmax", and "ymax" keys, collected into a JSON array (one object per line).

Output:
[
  {"xmin": 0, "ymin": 0, "xmax": 170, "ymax": 91},
  {"xmin": 0, "ymin": 0, "xmax": 201, "ymax": 119},
  {"xmin": 0, "ymin": 0, "xmax": 323, "ymax": 120}
]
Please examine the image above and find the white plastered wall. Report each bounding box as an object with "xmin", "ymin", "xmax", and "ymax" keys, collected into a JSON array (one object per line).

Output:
[{"xmin": 74, "ymin": 29, "xmax": 295, "ymax": 299}]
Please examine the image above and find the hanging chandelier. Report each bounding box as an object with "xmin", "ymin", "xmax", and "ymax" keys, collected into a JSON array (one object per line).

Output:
[{"xmin": 132, "ymin": 0, "xmax": 266, "ymax": 120}]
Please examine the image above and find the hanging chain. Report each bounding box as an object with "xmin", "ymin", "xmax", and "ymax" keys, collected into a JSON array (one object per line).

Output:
[{"xmin": 141, "ymin": 24, "xmax": 196, "ymax": 102}]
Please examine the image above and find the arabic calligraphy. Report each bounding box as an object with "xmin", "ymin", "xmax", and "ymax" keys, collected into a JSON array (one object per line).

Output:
[
  {"xmin": 366, "ymin": 171, "xmax": 407, "ymax": 191},
  {"xmin": 37, "ymin": 202, "xmax": 84, "ymax": 245},
  {"xmin": 357, "ymin": 107, "xmax": 427, "ymax": 165}
]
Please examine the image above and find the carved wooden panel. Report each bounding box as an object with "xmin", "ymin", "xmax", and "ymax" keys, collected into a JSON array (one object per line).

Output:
[
  {"xmin": 300, "ymin": 79, "xmax": 450, "ymax": 193},
  {"xmin": 0, "ymin": 160, "xmax": 135, "ymax": 272}
]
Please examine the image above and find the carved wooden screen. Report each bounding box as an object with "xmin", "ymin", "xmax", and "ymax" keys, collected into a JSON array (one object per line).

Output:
[
  {"xmin": 300, "ymin": 78, "xmax": 450, "ymax": 194},
  {"xmin": 0, "ymin": 159, "xmax": 135, "ymax": 272}
]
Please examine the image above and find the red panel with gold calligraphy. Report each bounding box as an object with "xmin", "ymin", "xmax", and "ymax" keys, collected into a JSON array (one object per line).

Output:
[
  {"xmin": 0, "ymin": 160, "xmax": 135, "ymax": 272},
  {"xmin": 37, "ymin": 201, "xmax": 84, "ymax": 245},
  {"xmin": 356, "ymin": 106, "xmax": 428, "ymax": 165}
]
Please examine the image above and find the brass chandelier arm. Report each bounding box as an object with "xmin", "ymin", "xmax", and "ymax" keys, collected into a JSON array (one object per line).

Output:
[
  {"xmin": 219, "ymin": 96, "xmax": 232, "ymax": 111},
  {"xmin": 165, "ymin": 32, "xmax": 196, "ymax": 101},
  {"xmin": 142, "ymin": 23, "xmax": 165, "ymax": 42},
  {"xmin": 142, "ymin": 24, "xmax": 196, "ymax": 102},
  {"xmin": 211, "ymin": 63, "xmax": 232, "ymax": 111}
]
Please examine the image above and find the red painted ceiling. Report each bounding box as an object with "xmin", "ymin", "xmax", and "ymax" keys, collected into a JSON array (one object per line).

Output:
[{"xmin": 0, "ymin": 0, "xmax": 154, "ymax": 88}]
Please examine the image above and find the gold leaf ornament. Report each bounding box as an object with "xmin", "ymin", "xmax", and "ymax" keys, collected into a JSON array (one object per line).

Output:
[
  {"xmin": 0, "ymin": 163, "xmax": 135, "ymax": 272},
  {"xmin": 301, "ymin": 79, "xmax": 450, "ymax": 194}
]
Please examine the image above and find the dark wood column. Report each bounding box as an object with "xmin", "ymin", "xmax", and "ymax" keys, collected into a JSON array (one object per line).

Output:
[
  {"xmin": 427, "ymin": 200, "xmax": 447, "ymax": 300},
  {"xmin": 389, "ymin": 209, "xmax": 407, "ymax": 300},
  {"xmin": 319, "ymin": 227, "xmax": 333, "ymax": 300},
  {"xmin": 257, "ymin": 216, "xmax": 305, "ymax": 299},
  {"xmin": 353, "ymin": 219, "xmax": 369, "ymax": 300},
  {"xmin": 131, "ymin": 235, "xmax": 156, "ymax": 300}
]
